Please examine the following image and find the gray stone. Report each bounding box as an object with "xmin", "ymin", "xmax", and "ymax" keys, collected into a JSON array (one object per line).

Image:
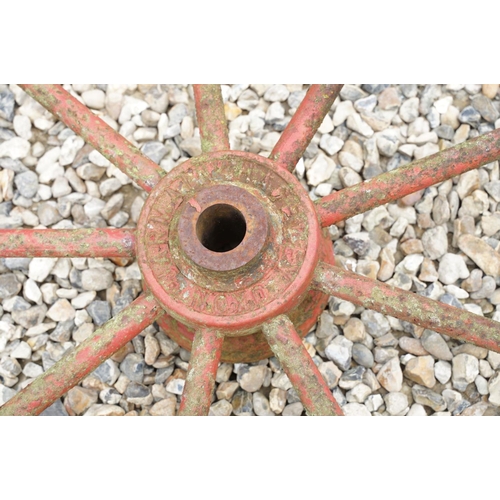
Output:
[
  {"xmin": 325, "ymin": 336, "xmax": 353, "ymax": 371},
  {"xmin": 38, "ymin": 202, "xmax": 63, "ymax": 226},
  {"xmin": 352, "ymin": 343, "xmax": 374, "ymax": 368},
  {"xmin": 40, "ymin": 399, "xmax": 68, "ymax": 416},
  {"xmin": 23, "ymin": 362, "xmax": 43, "ymax": 378},
  {"xmin": 452, "ymin": 353, "xmax": 479, "ymax": 391},
  {"xmin": 488, "ymin": 373, "xmax": 500, "ymax": 406},
  {"xmin": 11, "ymin": 340, "xmax": 32, "ymax": 359},
  {"xmin": 376, "ymin": 357, "xmax": 403, "ymax": 392},
  {"xmin": 412, "ymin": 384, "xmax": 446, "ymax": 411},
  {"xmin": 306, "ymin": 153, "xmax": 336, "ymax": 186},
  {"xmin": 471, "ymin": 95, "xmax": 499, "ymax": 123},
  {"xmin": 84, "ymin": 404, "xmax": 124, "ymax": 416},
  {"xmin": 361, "ymin": 310, "xmax": 391, "ymax": 338},
  {"xmin": 232, "ymin": 389, "xmax": 253, "ymax": 416},
  {"xmin": 207, "ymin": 400, "xmax": 232, "ymax": 417},
  {"xmin": 421, "ymin": 330, "xmax": 453, "ymax": 360},
  {"xmin": 0, "ymin": 384, "xmax": 17, "ymax": 405},
  {"xmin": 340, "ymin": 85, "xmax": 367, "ymax": 101},
  {"xmin": 253, "ymin": 392, "xmax": 274, "ymax": 416},
  {"xmin": 282, "ymin": 402, "xmax": 304, "ymax": 416},
  {"xmin": 438, "ymin": 253, "xmax": 470, "ymax": 284},
  {"xmin": 0, "ymin": 273, "xmax": 21, "ymax": 299},
  {"xmin": 459, "ymin": 106, "xmax": 481, "ymax": 127},
  {"xmin": 422, "ymin": 225, "xmax": 448, "ymax": 260},
  {"xmin": 87, "ymin": 300, "xmax": 111, "ymax": 326},
  {"xmin": 93, "ymin": 359, "xmax": 120, "ymax": 386},
  {"xmin": 458, "ymin": 234, "xmax": 500, "ymax": 278},
  {"xmin": 120, "ymin": 353, "xmax": 145, "ymax": 383},
  {"xmin": 81, "ymin": 268, "xmax": 114, "ymax": 291},
  {"xmin": 342, "ymin": 403, "xmax": 371, "ymax": 416},
  {"xmin": 237, "ymin": 365, "xmax": 268, "ymax": 393},
  {"xmin": 264, "ymin": 85, "xmax": 290, "ymax": 102},
  {"xmin": 14, "ymin": 171, "xmax": 38, "ymax": 199},
  {"xmin": 0, "ymin": 90, "xmax": 15, "ymax": 121},
  {"xmin": 384, "ymin": 392, "xmax": 409, "ymax": 416},
  {"xmin": 12, "ymin": 304, "xmax": 47, "ymax": 328},
  {"xmin": 339, "ymin": 366, "xmax": 366, "ymax": 390},
  {"xmin": 141, "ymin": 141, "xmax": 168, "ymax": 164},
  {"xmin": 400, "ymin": 97, "xmax": 419, "ymax": 122},
  {"xmin": 125, "ymin": 382, "xmax": 153, "ymax": 406},
  {"xmin": 318, "ymin": 361, "xmax": 342, "ymax": 388},
  {"xmin": 46, "ymin": 299, "xmax": 75, "ymax": 322}
]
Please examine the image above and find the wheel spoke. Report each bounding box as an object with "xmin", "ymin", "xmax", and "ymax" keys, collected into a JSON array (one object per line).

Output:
[
  {"xmin": 193, "ymin": 84, "xmax": 230, "ymax": 153},
  {"xmin": 262, "ymin": 315, "xmax": 343, "ymax": 416},
  {"xmin": 178, "ymin": 327, "xmax": 224, "ymax": 416},
  {"xmin": 0, "ymin": 228, "xmax": 135, "ymax": 258},
  {"xmin": 316, "ymin": 127, "xmax": 500, "ymax": 227},
  {"xmin": 0, "ymin": 294, "xmax": 161, "ymax": 416},
  {"xmin": 269, "ymin": 84, "xmax": 343, "ymax": 172},
  {"xmin": 313, "ymin": 262, "xmax": 500, "ymax": 353},
  {"xmin": 19, "ymin": 84, "xmax": 164, "ymax": 192}
]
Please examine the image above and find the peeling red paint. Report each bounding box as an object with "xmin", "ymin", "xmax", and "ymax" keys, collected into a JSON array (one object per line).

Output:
[
  {"xmin": 316, "ymin": 127, "xmax": 500, "ymax": 227},
  {"xmin": 269, "ymin": 84, "xmax": 343, "ymax": 172},
  {"xmin": 20, "ymin": 84, "xmax": 164, "ymax": 192},
  {"xmin": 0, "ymin": 228, "xmax": 136, "ymax": 258}
]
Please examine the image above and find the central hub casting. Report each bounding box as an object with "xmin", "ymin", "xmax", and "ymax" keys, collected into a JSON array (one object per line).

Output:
[
  {"xmin": 137, "ymin": 151, "xmax": 334, "ymax": 361},
  {"xmin": 178, "ymin": 184, "xmax": 269, "ymax": 271}
]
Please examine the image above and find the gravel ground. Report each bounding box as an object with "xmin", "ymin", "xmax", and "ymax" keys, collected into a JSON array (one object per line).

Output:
[{"xmin": 1, "ymin": 83, "xmax": 500, "ymax": 416}]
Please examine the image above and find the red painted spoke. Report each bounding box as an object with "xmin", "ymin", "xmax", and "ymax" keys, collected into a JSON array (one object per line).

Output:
[
  {"xmin": 0, "ymin": 294, "xmax": 161, "ymax": 416},
  {"xmin": 313, "ymin": 262, "xmax": 500, "ymax": 353},
  {"xmin": 262, "ymin": 315, "xmax": 343, "ymax": 416},
  {"xmin": 193, "ymin": 84, "xmax": 230, "ymax": 153},
  {"xmin": 0, "ymin": 228, "xmax": 135, "ymax": 258},
  {"xmin": 316, "ymin": 127, "xmax": 500, "ymax": 227},
  {"xmin": 178, "ymin": 327, "xmax": 224, "ymax": 416},
  {"xmin": 269, "ymin": 84, "xmax": 343, "ymax": 172},
  {"xmin": 20, "ymin": 84, "xmax": 164, "ymax": 192}
]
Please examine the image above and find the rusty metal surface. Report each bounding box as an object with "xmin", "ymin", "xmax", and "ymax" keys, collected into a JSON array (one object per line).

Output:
[
  {"xmin": 269, "ymin": 84, "xmax": 343, "ymax": 172},
  {"xmin": 156, "ymin": 231, "xmax": 335, "ymax": 363},
  {"xmin": 313, "ymin": 262, "xmax": 500, "ymax": 353},
  {"xmin": 262, "ymin": 315, "xmax": 343, "ymax": 416},
  {"xmin": 178, "ymin": 184, "xmax": 269, "ymax": 271},
  {"xmin": 193, "ymin": 84, "xmax": 230, "ymax": 153},
  {"xmin": 178, "ymin": 328, "xmax": 224, "ymax": 416},
  {"xmin": 0, "ymin": 228, "xmax": 135, "ymax": 258},
  {"xmin": 137, "ymin": 151, "xmax": 321, "ymax": 335},
  {"xmin": 20, "ymin": 84, "xmax": 164, "ymax": 192},
  {"xmin": 0, "ymin": 294, "xmax": 161, "ymax": 416},
  {"xmin": 316, "ymin": 127, "xmax": 500, "ymax": 227}
]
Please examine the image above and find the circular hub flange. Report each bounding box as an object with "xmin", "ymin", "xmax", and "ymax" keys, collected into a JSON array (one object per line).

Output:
[{"xmin": 137, "ymin": 151, "xmax": 322, "ymax": 335}]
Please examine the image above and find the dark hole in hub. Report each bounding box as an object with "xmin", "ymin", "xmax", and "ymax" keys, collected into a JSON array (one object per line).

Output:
[{"xmin": 196, "ymin": 204, "xmax": 247, "ymax": 253}]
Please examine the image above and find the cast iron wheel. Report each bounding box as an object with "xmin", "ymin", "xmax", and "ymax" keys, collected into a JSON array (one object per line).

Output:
[{"xmin": 1, "ymin": 84, "xmax": 500, "ymax": 416}]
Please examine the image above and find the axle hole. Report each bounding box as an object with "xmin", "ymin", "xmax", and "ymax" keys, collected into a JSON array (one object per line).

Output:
[{"xmin": 196, "ymin": 204, "xmax": 247, "ymax": 253}]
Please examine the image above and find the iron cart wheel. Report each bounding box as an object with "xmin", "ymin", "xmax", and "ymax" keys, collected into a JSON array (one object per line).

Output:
[{"xmin": 1, "ymin": 84, "xmax": 500, "ymax": 416}]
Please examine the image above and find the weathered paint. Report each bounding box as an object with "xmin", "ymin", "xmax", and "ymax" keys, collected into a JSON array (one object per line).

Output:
[
  {"xmin": 19, "ymin": 84, "xmax": 164, "ymax": 192},
  {"xmin": 269, "ymin": 84, "xmax": 343, "ymax": 172},
  {"xmin": 137, "ymin": 151, "xmax": 322, "ymax": 334},
  {"xmin": 0, "ymin": 228, "xmax": 135, "ymax": 258},
  {"xmin": 156, "ymin": 231, "xmax": 335, "ymax": 363},
  {"xmin": 262, "ymin": 315, "xmax": 343, "ymax": 416},
  {"xmin": 313, "ymin": 262, "xmax": 500, "ymax": 353},
  {"xmin": 0, "ymin": 294, "xmax": 161, "ymax": 416},
  {"xmin": 316, "ymin": 127, "xmax": 500, "ymax": 227},
  {"xmin": 193, "ymin": 85, "xmax": 230, "ymax": 153},
  {"xmin": 178, "ymin": 328, "xmax": 224, "ymax": 416}
]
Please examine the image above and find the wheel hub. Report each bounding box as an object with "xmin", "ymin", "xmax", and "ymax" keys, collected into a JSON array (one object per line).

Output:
[{"xmin": 137, "ymin": 150, "xmax": 333, "ymax": 360}]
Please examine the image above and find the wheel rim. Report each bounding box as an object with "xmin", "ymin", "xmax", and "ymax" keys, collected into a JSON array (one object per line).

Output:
[{"xmin": 1, "ymin": 83, "xmax": 500, "ymax": 416}]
